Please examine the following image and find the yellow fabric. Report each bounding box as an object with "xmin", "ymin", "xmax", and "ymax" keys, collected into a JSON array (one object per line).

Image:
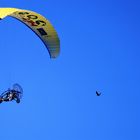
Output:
[{"xmin": 0, "ymin": 8, "xmax": 60, "ymax": 58}]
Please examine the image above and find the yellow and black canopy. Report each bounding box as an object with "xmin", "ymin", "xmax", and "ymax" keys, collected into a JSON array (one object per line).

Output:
[{"xmin": 0, "ymin": 8, "xmax": 60, "ymax": 58}]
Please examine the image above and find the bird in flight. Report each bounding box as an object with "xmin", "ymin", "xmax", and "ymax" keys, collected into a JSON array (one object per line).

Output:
[{"xmin": 96, "ymin": 91, "xmax": 101, "ymax": 96}]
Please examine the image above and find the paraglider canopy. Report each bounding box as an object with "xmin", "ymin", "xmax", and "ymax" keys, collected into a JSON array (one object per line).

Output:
[{"xmin": 0, "ymin": 8, "xmax": 60, "ymax": 58}]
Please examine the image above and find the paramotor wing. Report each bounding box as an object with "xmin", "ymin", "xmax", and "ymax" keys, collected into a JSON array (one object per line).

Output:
[{"xmin": 0, "ymin": 8, "xmax": 60, "ymax": 58}]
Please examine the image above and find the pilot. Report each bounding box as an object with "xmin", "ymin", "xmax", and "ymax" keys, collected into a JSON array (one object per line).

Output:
[{"xmin": 0, "ymin": 90, "xmax": 20, "ymax": 103}]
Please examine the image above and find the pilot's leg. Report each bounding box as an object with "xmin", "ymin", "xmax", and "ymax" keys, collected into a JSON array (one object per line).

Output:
[{"xmin": 3, "ymin": 98, "xmax": 10, "ymax": 102}]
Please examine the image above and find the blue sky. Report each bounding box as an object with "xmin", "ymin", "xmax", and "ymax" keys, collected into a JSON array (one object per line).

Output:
[{"xmin": 0, "ymin": 0, "xmax": 140, "ymax": 140}]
